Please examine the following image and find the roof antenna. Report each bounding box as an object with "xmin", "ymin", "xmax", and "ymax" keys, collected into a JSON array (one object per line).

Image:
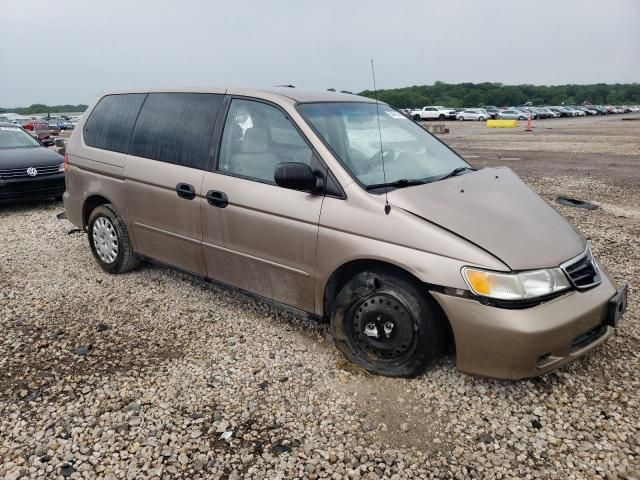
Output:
[{"xmin": 371, "ymin": 59, "xmax": 391, "ymax": 215}]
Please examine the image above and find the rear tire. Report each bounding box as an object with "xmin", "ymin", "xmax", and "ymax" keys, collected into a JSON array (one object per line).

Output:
[
  {"xmin": 330, "ymin": 269, "xmax": 447, "ymax": 377},
  {"xmin": 87, "ymin": 204, "xmax": 139, "ymax": 274}
]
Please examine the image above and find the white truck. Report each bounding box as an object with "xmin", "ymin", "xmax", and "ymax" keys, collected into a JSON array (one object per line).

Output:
[{"xmin": 410, "ymin": 106, "xmax": 456, "ymax": 121}]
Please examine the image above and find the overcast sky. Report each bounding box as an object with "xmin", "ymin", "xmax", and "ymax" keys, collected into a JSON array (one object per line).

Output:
[{"xmin": 1, "ymin": 0, "xmax": 638, "ymax": 107}]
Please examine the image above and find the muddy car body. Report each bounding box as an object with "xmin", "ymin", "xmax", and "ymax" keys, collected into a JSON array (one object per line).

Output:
[{"xmin": 63, "ymin": 88, "xmax": 627, "ymax": 379}]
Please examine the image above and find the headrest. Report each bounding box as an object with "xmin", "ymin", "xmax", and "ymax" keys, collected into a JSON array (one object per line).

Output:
[{"xmin": 240, "ymin": 128, "xmax": 269, "ymax": 154}]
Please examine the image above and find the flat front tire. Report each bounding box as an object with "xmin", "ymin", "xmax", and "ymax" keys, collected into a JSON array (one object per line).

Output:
[
  {"xmin": 87, "ymin": 204, "xmax": 139, "ymax": 274},
  {"xmin": 330, "ymin": 269, "xmax": 447, "ymax": 377}
]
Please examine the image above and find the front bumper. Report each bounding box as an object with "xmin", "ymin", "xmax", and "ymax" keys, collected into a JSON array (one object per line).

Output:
[
  {"xmin": 431, "ymin": 271, "xmax": 623, "ymax": 379},
  {"xmin": 0, "ymin": 172, "xmax": 65, "ymax": 203}
]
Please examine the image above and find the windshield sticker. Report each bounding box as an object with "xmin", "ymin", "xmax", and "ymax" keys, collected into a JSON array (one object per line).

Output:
[{"xmin": 385, "ymin": 110, "xmax": 407, "ymax": 120}]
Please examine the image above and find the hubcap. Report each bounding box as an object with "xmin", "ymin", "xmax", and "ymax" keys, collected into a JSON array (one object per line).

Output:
[
  {"xmin": 348, "ymin": 293, "xmax": 417, "ymax": 363},
  {"xmin": 92, "ymin": 217, "xmax": 119, "ymax": 264}
]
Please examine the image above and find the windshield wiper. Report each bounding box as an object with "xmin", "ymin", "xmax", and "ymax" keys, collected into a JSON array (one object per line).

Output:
[
  {"xmin": 365, "ymin": 178, "xmax": 428, "ymax": 191},
  {"xmin": 435, "ymin": 166, "xmax": 476, "ymax": 182}
]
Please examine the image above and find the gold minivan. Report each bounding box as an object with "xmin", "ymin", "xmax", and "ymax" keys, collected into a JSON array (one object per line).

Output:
[{"xmin": 63, "ymin": 88, "xmax": 628, "ymax": 379}]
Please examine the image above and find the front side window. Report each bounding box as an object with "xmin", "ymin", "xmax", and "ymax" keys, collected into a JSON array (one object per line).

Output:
[
  {"xmin": 0, "ymin": 126, "xmax": 40, "ymax": 149},
  {"xmin": 298, "ymin": 102, "xmax": 468, "ymax": 188},
  {"xmin": 218, "ymin": 99, "xmax": 312, "ymax": 183}
]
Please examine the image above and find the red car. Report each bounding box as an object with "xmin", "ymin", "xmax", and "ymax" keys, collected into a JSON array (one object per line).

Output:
[
  {"xmin": 31, "ymin": 122, "xmax": 54, "ymax": 146},
  {"xmin": 20, "ymin": 119, "xmax": 37, "ymax": 131}
]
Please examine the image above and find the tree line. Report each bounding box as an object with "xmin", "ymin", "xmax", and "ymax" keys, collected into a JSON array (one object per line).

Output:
[
  {"xmin": 356, "ymin": 82, "xmax": 640, "ymax": 108},
  {"xmin": 4, "ymin": 82, "xmax": 640, "ymax": 113},
  {"xmin": 0, "ymin": 104, "xmax": 88, "ymax": 115}
]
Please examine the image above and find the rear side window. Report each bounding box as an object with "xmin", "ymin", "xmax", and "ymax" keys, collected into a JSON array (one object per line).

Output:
[
  {"xmin": 129, "ymin": 93, "xmax": 223, "ymax": 170},
  {"xmin": 83, "ymin": 94, "xmax": 146, "ymax": 153}
]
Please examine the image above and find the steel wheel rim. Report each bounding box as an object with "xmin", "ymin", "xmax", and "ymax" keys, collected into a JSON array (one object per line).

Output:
[
  {"xmin": 92, "ymin": 217, "xmax": 119, "ymax": 264},
  {"xmin": 346, "ymin": 293, "xmax": 418, "ymax": 366}
]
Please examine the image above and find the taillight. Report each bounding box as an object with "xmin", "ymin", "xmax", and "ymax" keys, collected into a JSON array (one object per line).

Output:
[{"xmin": 63, "ymin": 154, "xmax": 70, "ymax": 173}]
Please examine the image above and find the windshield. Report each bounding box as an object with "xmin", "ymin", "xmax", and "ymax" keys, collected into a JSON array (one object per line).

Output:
[
  {"xmin": 0, "ymin": 126, "xmax": 41, "ymax": 149},
  {"xmin": 298, "ymin": 102, "xmax": 469, "ymax": 188}
]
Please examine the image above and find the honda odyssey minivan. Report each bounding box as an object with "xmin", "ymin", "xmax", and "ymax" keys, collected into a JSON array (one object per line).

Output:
[{"xmin": 63, "ymin": 88, "xmax": 628, "ymax": 379}]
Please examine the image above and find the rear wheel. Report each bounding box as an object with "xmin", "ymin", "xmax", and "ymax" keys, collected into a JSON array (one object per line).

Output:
[
  {"xmin": 330, "ymin": 269, "xmax": 447, "ymax": 377},
  {"xmin": 458, "ymin": 116, "xmax": 464, "ymax": 121},
  {"xmin": 478, "ymin": 116, "xmax": 485, "ymax": 121},
  {"xmin": 87, "ymin": 204, "xmax": 139, "ymax": 274}
]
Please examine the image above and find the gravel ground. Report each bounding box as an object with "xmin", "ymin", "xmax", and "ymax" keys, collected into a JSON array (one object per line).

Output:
[{"xmin": 1, "ymin": 117, "xmax": 639, "ymax": 479}]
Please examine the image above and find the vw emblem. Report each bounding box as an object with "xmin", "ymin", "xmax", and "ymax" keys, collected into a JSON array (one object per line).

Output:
[{"xmin": 27, "ymin": 167, "xmax": 38, "ymax": 177}]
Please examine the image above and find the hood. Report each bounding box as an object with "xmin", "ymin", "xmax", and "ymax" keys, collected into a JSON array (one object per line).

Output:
[
  {"xmin": 387, "ymin": 167, "xmax": 585, "ymax": 270},
  {"xmin": 0, "ymin": 146, "xmax": 63, "ymax": 170}
]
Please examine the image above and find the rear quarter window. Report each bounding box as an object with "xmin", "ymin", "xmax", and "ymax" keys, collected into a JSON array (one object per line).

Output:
[
  {"xmin": 83, "ymin": 94, "xmax": 147, "ymax": 153},
  {"xmin": 128, "ymin": 93, "xmax": 223, "ymax": 170}
]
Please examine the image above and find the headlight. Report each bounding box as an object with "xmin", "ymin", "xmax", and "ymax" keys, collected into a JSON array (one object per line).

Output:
[{"xmin": 462, "ymin": 267, "xmax": 571, "ymax": 300}]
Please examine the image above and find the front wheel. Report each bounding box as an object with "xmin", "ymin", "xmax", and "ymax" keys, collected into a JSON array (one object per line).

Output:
[
  {"xmin": 438, "ymin": 114, "xmax": 445, "ymax": 120},
  {"xmin": 87, "ymin": 204, "xmax": 139, "ymax": 274},
  {"xmin": 458, "ymin": 116, "xmax": 464, "ymax": 121},
  {"xmin": 330, "ymin": 270, "xmax": 447, "ymax": 377},
  {"xmin": 412, "ymin": 115, "xmax": 421, "ymax": 121},
  {"xmin": 478, "ymin": 116, "xmax": 485, "ymax": 121}
]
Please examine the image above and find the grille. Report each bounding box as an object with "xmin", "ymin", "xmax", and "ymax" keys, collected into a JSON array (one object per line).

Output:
[
  {"xmin": 0, "ymin": 164, "xmax": 60, "ymax": 179},
  {"xmin": 562, "ymin": 248, "xmax": 601, "ymax": 289}
]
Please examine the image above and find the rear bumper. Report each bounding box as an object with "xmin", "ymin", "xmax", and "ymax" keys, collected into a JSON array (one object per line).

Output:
[
  {"xmin": 0, "ymin": 173, "xmax": 65, "ymax": 203},
  {"xmin": 431, "ymin": 271, "xmax": 620, "ymax": 380}
]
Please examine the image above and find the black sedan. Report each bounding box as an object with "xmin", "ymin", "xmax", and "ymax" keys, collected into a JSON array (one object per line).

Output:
[{"xmin": 0, "ymin": 123, "xmax": 65, "ymax": 203}]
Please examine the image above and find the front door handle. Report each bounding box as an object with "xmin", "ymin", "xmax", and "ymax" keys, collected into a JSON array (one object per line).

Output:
[
  {"xmin": 176, "ymin": 182, "xmax": 196, "ymax": 200},
  {"xmin": 206, "ymin": 190, "xmax": 228, "ymax": 208}
]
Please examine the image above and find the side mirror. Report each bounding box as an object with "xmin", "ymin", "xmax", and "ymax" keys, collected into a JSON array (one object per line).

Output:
[{"xmin": 274, "ymin": 162, "xmax": 322, "ymax": 193}]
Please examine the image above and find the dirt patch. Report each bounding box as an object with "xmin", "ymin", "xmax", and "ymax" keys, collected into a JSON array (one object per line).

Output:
[
  {"xmin": 335, "ymin": 371, "xmax": 453, "ymax": 454},
  {"xmin": 0, "ymin": 297, "xmax": 185, "ymax": 406}
]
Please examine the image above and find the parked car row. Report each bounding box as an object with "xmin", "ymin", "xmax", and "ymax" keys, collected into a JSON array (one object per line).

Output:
[
  {"xmin": 401, "ymin": 105, "xmax": 639, "ymax": 122},
  {"xmin": 0, "ymin": 115, "xmax": 82, "ymax": 147}
]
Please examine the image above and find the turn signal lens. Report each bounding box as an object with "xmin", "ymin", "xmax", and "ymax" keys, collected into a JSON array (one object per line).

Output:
[
  {"xmin": 462, "ymin": 267, "xmax": 571, "ymax": 300},
  {"xmin": 465, "ymin": 270, "xmax": 491, "ymax": 295}
]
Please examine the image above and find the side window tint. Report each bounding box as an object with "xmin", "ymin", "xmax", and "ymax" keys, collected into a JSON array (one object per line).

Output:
[
  {"xmin": 83, "ymin": 94, "xmax": 146, "ymax": 153},
  {"xmin": 218, "ymin": 99, "xmax": 312, "ymax": 183},
  {"xmin": 129, "ymin": 93, "xmax": 223, "ymax": 170}
]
